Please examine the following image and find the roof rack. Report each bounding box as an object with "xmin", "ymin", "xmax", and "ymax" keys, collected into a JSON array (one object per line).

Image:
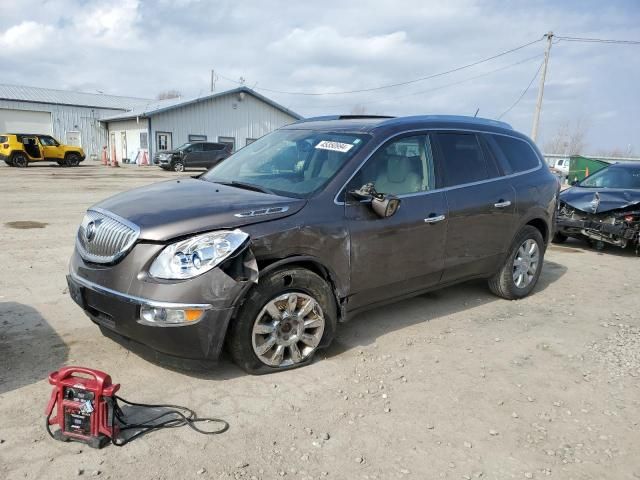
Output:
[{"xmin": 294, "ymin": 115, "xmax": 395, "ymax": 124}]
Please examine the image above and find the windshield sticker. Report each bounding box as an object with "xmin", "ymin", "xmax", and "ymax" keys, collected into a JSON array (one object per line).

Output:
[{"xmin": 315, "ymin": 141, "xmax": 354, "ymax": 153}]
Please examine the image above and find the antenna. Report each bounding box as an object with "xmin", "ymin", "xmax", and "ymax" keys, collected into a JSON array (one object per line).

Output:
[{"xmin": 474, "ymin": 108, "xmax": 480, "ymax": 117}]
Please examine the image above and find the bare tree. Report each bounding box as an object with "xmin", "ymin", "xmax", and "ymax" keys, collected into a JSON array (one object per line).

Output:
[
  {"xmin": 350, "ymin": 104, "xmax": 368, "ymax": 115},
  {"xmin": 543, "ymin": 119, "xmax": 588, "ymax": 155},
  {"xmin": 156, "ymin": 89, "xmax": 182, "ymax": 100},
  {"xmin": 596, "ymin": 146, "xmax": 634, "ymax": 158}
]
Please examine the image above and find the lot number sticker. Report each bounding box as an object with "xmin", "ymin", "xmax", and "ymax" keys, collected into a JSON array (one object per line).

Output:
[{"xmin": 315, "ymin": 140, "xmax": 354, "ymax": 153}]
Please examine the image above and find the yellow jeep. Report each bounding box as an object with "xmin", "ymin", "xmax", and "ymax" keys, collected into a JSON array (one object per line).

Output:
[{"xmin": 0, "ymin": 133, "xmax": 85, "ymax": 168}]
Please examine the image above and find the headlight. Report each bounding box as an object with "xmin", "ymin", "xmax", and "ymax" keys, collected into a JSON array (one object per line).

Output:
[{"xmin": 149, "ymin": 229, "xmax": 249, "ymax": 279}]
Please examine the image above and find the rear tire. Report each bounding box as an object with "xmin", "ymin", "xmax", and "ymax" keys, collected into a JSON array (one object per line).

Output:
[
  {"xmin": 488, "ymin": 225, "xmax": 545, "ymax": 300},
  {"xmin": 4, "ymin": 159, "xmax": 14, "ymax": 167},
  {"xmin": 228, "ymin": 267, "xmax": 336, "ymax": 374},
  {"xmin": 12, "ymin": 153, "xmax": 28, "ymax": 168}
]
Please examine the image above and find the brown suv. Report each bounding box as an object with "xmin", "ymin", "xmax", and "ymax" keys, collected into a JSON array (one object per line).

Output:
[{"xmin": 67, "ymin": 115, "xmax": 558, "ymax": 374}]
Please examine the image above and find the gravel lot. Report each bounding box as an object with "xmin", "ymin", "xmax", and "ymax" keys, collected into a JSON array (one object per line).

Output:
[{"xmin": 1, "ymin": 162, "xmax": 639, "ymax": 480}]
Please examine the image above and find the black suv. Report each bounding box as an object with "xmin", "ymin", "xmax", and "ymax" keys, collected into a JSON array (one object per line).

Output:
[
  {"xmin": 67, "ymin": 115, "xmax": 558, "ymax": 374},
  {"xmin": 155, "ymin": 141, "xmax": 231, "ymax": 172}
]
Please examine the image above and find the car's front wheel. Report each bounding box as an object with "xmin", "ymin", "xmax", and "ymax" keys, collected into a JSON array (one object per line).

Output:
[
  {"xmin": 65, "ymin": 153, "xmax": 81, "ymax": 167},
  {"xmin": 12, "ymin": 153, "xmax": 28, "ymax": 168},
  {"xmin": 172, "ymin": 160, "xmax": 185, "ymax": 172},
  {"xmin": 488, "ymin": 225, "xmax": 545, "ymax": 300},
  {"xmin": 228, "ymin": 267, "xmax": 336, "ymax": 374}
]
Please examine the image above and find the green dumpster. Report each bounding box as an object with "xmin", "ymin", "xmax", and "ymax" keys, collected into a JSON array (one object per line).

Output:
[{"xmin": 568, "ymin": 155, "xmax": 610, "ymax": 183}]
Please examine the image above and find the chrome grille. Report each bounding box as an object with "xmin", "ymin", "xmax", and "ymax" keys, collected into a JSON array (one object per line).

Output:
[{"xmin": 76, "ymin": 209, "xmax": 140, "ymax": 264}]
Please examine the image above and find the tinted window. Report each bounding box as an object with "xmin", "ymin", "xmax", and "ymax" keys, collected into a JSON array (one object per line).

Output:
[
  {"xmin": 348, "ymin": 135, "xmax": 433, "ymax": 196},
  {"xmin": 433, "ymin": 133, "xmax": 487, "ymax": 187},
  {"xmin": 189, "ymin": 143, "xmax": 204, "ymax": 152},
  {"xmin": 492, "ymin": 135, "xmax": 539, "ymax": 173},
  {"xmin": 204, "ymin": 143, "xmax": 225, "ymax": 151},
  {"xmin": 0, "ymin": 136, "xmax": 7, "ymax": 143}
]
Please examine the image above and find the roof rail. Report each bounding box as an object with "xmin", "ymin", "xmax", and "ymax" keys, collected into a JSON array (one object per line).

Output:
[
  {"xmin": 294, "ymin": 114, "xmax": 395, "ymax": 124},
  {"xmin": 378, "ymin": 115, "xmax": 513, "ymax": 130}
]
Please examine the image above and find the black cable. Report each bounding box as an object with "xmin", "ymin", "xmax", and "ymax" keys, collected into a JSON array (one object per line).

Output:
[
  {"xmin": 497, "ymin": 59, "xmax": 544, "ymax": 120},
  {"xmin": 217, "ymin": 37, "xmax": 544, "ymax": 96},
  {"xmin": 555, "ymin": 35, "xmax": 640, "ymax": 45},
  {"xmin": 111, "ymin": 395, "xmax": 229, "ymax": 447}
]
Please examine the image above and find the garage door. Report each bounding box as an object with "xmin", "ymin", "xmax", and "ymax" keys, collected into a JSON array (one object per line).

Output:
[{"xmin": 0, "ymin": 109, "xmax": 52, "ymax": 134}]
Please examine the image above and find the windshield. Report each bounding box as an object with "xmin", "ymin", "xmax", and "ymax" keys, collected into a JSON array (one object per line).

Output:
[
  {"xmin": 202, "ymin": 129, "xmax": 370, "ymax": 198},
  {"xmin": 175, "ymin": 143, "xmax": 192, "ymax": 151},
  {"xmin": 579, "ymin": 165, "xmax": 640, "ymax": 189}
]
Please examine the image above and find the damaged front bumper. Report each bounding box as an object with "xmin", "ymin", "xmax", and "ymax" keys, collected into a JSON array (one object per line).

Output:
[
  {"xmin": 68, "ymin": 242, "xmax": 258, "ymax": 361},
  {"xmin": 556, "ymin": 204, "xmax": 640, "ymax": 248}
]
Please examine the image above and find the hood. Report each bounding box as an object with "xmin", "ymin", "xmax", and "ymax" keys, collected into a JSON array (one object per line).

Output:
[
  {"xmin": 94, "ymin": 178, "xmax": 305, "ymax": 241},
  {"xmin": 560, "ymin": 186, "xmax": 640, "ymax": 213}
]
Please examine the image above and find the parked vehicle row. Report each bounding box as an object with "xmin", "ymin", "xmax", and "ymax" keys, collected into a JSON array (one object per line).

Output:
[
  {"xmin": 66, "ymin": 115, "xmax": 558, "ymax": 374},
  {"xmin": 0, "ymin": 133, "xmax": 85, "ymax": 167}
]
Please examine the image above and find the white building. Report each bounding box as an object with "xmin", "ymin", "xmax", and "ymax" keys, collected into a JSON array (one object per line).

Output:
[
  {"xmin": 102, "ymin": 87, "xmax": 301, "ymax": 163},
  {"xmin": 0, "ymin": 84, "xmax": 147, "ymax": 159},
  {"xmin": 0, "ymin": 84, "xmax": 301, "ymax": 164}
]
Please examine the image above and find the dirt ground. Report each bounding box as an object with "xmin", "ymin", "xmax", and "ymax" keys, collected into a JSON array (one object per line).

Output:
[{"xmin": 1, "ymin": 162, "xmax": 639, "ymax": 480}]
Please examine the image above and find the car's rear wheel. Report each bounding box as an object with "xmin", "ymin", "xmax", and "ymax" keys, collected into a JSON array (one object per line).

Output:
[
  {"xmin": 12, "ymin": 153, "xmax": 28, "ymax": 168},
  {"xmin": 228, "ymin": 267, "xmax": 336, "ymax": 374},
  {"xmin": 488, "ymin": 225, "xmax": 545, "ymax": 300},
  {"xmin": 65, "ymin": 153, "xmax": 81, "ymax": 167},
  {"xmin": 4, "ymin": 159, "xmax": 14, "ymax": 167},
  {"xmin": 172, "ymin": 160, "xmax": 185, "ymax": 172}
]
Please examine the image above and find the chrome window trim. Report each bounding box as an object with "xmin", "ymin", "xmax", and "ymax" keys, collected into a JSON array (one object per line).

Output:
[
  {"xmin": 334, "ymin": 127, "xmax": 542, "ymax": 205},
  {"xmin": 69, "ymin": 271, "xmax": 213, "ymax": 311}
]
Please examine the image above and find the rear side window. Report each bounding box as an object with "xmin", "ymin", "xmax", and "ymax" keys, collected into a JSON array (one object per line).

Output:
[
  {"xmin": 432, "ymin": 133, "xmax": 488, "ymax": 187},
  {"xmin": 492, "ymin": 135, "xmax": 540, "ymax": 173},
  {"xmin": 205, "ymin": 143, "xmax": 226, "ymax": 151},
  {"xmin": 0, "ymin": 136, "xmax": 7, "ymax": 143}
]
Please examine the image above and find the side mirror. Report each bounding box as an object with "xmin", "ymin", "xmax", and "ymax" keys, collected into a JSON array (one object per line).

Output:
[
  {"xmin": 348, "ymin": 183, "xmax": 401, "ymax": 218},
  {"xmin": 571, "ymin": 179, "xmax": 579, "ymax": 186},
  {"xmin": 372, "ymin": 195, "xmax": 401, "ymax": 218}
]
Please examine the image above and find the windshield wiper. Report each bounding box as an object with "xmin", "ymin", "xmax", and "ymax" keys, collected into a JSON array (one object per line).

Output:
[{"xmin": 215, "ymin": 180, "xmax": 276, "ymax": 195}]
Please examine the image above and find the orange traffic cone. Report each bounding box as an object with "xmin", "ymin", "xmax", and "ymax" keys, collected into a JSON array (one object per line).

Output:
[
  {"xmin": 585, "ymin": 166, "xmax": 589, "ymax": 177},
  {"xmin": 101, "ymin": 146, "xmax": 108, "ymax": 165},
  {"xmin": 140, "ymin": 150, "xmax": 149, "ymax": 166}
]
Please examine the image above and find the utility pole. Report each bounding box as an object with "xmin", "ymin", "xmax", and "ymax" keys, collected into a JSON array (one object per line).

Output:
[{"xmin": 531, "ymin": 31, "xmax": 553, "ymax": 142}]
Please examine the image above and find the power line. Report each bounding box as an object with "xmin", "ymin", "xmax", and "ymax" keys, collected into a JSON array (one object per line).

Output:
[
  {"xmin": 292, "ymin": 54, "xmax": 543, "ymax": 111},
  {"xmin": 217, "ymin": 37, "xmax": 544, "ymax": 96},
  {"xmin": 556, "ymin": 35, "xmax": 640, "ymax": 45},
  {"xmin": 498, "ymin": 59, "xmax": 544, "ymax": 120}
]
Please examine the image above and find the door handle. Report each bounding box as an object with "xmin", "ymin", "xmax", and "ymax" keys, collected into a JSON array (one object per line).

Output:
[
  {"xmin": 494, "ymin": 200, "xmax": 512, "ymax": 208},
  {"xmin": 424, "ymin": 214, "xmax": 446, "ymax": 224}
]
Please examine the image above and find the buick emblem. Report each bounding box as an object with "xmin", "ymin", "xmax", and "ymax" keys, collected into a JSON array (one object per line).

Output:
[{"xmin": 85, "ymin": 221, "xmax": 97, "ymax": 242}]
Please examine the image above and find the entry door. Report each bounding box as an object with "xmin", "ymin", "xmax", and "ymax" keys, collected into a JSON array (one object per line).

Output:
[
  {"xmin": 345, "ymin": 134, "xmax": 448, "ymax": 310},
  {"xmin": 156, "ymin": 132, "xmax": 172, "ymax": 151},
  {"xmin": 121, "ymin": 132, "xmax": 127, "ymax": 161},
  {"xmin": 431, "ymin": 132, "xmax": 517, "ymax": 281}
]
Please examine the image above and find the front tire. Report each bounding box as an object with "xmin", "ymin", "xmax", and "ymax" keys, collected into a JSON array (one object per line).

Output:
[
  {"xmin": 172, "ymin": 160, "xmax": 185, "ymax": 172},
  {"xmin": 12, "ymin": 153, "xmax": 28, "ymax": 168},
  {"xmin": 65, "ymin": 153, "xmax": 81, "ymax": 167},
  {"xmin": 228, "ymin": 267, "xmax": 336, "ymax": 374},
  {"xmin": 488, "ymin": 225, "xmax": 545, "ymax": 300}
]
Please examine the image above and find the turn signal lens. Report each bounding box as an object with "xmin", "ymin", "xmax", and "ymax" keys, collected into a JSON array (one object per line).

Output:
[
  {"xmin": 624, "ymin": 215, "xmax": 636, "ymax": 223},
  {"xmin": 140, "ymin": 306, "xmax": 205, "ymax": 325}
]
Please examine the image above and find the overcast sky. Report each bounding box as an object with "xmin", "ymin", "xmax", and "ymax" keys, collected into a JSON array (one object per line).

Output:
[{"xmin": 0, "ymin": 0, "xmax": 638, "ymax": 153}]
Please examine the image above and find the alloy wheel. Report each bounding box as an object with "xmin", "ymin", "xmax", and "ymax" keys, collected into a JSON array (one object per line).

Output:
[
  {"xmin": 252, "ymin": 292, "xmax": 325, "ymax": 368},
  {"xmin": 512, "ymin": 239, "xmax": 540, "ymax": 288}
]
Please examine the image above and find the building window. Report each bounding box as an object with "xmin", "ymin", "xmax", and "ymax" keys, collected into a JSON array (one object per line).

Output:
[
  {"xmin": 246, "ymin": 138, "xmax": 257, "ymax": 146},
  {"xmin": 188, "ymin": 134, "xmax": 207, "ymax": 142},
  {"xmin": 156, "ymin": 131, "xmax": 172, "ymax": 151},
  {"xmin": 218, "ymin": 136, "xmax": 235, "ymax": 152},
  {"xmin": 140, "ymin": 132, "xmax": 148, "ymax": 149}
]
